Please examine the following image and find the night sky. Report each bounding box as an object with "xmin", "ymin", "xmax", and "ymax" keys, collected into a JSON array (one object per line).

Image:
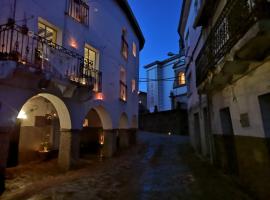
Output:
[{"xmin": 128, "ymin": 0, "xmax": 182, "ymax": 92}]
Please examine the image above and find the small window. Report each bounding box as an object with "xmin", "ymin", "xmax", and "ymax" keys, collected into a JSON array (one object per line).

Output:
[
  {"xmin": 132, "ymin": 79, "xmax": 136, "ymax": 92},
  {"xmin": 178, "ymin": 72, "xmax": 186, "ymax": 85},
  {"xmin": 38, "ymin": 21, "xmax": 57, "ymax": 43},
  {"xmin": 68, "ymin": 0, "xmax": 89, "ymax": 25},
  {"xmin": 120, "ymin": 67, "xmax": 127, "ymax": 101},
  {"xmin": 121, "ymin": 29, "xmax": 128, "ymax": 60},
  {"xmin": 132, "ymin": 42, "xmax": 137, "ymax": 57}
]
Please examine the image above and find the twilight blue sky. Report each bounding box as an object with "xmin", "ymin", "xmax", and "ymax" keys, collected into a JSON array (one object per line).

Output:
[{"xmin": 128, "ymin": 0, "xmax": 182, "ymax": 92}]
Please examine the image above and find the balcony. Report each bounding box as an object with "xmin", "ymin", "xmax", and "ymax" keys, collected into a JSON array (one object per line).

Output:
[
  {"xmin": 196, "ymin": 0, "xmax": 270, "ymax": 88},
  {"xmin": 0, "ymin": 23, "xmax": 101, "ymax": 92}
]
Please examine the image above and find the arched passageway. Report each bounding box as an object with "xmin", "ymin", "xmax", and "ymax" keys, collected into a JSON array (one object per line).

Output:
[
  {"xmin": 80, "ymin": 106, "xmax": 113, "ymax": 159},
  {"xmin": 7, "ymin": 93, "xmax": 71, "ymax": 167}
]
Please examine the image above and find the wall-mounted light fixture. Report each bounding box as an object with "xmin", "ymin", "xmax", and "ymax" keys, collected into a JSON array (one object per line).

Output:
[
  {"xmin": 69, "ymin": 37, "xmax": 78, "ymax": 49},
  {"xmin": 17, "ymin": 110, "xmax": 27, "ymax": 119},
  {"xmin": 95, "ymin": 92, "xmax": 103, "ymax": 100}
]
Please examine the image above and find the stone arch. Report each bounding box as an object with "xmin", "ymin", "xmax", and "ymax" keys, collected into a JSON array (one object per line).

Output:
[
  {"xmin": 119, "ymin": 112, "xmax": 129, "ymax": 129},
  {"xmin": 8, "ymin": 93, "xmax": 71, "ymax": 166},
  {"xmin": 92, "ymin": 106, "xmax": 113, "ymax": 130},
  {"xmin": 80, "ymin": 105, "xmax": 113, "ymax": 158},
  {"xmin": 131, "ymin": 115, "xmax": 138, "ymax": 129},
  {"xmin": 37, "ymin": 93, "xmax": 71, "ymax": 129}
]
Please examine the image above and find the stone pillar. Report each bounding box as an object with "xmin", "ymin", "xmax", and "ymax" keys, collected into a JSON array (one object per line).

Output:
[
  {"xmin": 58, "ymin": 129, "xmax": 80, "ymax": 171},
  {"xmin": 102, "ymin": 130, "xmax": 116, "ymax": 157},
  {"xmin": 119, "ymin": 129, "xmax": 130, "ymax": 148},
  {"xmin": 129, "ymin": 128, "xmax": 137, "ymax": 145},
  {"xmin": 0, "ymin": 128, "xmax": 10, "ymax": 195}
]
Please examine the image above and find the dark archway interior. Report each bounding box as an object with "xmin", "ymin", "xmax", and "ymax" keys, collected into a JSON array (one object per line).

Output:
[
  {"xmin": 7, "ymin": 96, "xmax": 60, "ymax": 167},
  {"xmin": 80, "ymin": 109, "xmax": 103, "ymax": 158}
]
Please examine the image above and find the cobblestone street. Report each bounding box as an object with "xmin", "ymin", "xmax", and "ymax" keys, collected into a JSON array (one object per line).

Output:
[{"xmin": 1, "ymin": 132, "xmax": 252, "ymax": 200}]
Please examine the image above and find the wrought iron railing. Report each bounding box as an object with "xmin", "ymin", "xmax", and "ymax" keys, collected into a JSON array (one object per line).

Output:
[
  {"xmin": 196, "ymin": 0, "xmax": 270, "ymax": 85},
  {"xmin": 0, "ymin": 23, "xmax": 101, "ymax": 91}
]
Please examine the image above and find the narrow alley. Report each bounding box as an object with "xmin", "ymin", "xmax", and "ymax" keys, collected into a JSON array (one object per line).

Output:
[{"xmin": 1, "ymin": 132, "xmax": 251, "ymax": 200}]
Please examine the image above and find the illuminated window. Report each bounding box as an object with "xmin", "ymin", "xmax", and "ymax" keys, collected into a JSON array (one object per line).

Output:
[
  {"xmin": 84, "ymin": 44, "xmax": 99, "ymax": 90},
  {"xmin": 68, "ymin": 0, "xmax": 89, "ymax": 25},
  {"xmin": 38, "ymin": 22, "xmax": 57, "ymax": 43},
  {"xmin": 132, "ymin": 79, "xmax": 136, "ymax": 92},
  {"xmin": 132, "ymin": 42, "xmax": 137, "ymax": 57},
  {"xmin": 120, "ymin": 67, "xmax": 127, "ymax": 101},
  {"xmin": 84, "ymin": 45, "xmax": 97, "ymax": 68},
  {"xmin": 178, "ymin": 72, "xmax": 186, "ymax": 85},
  {"xmin": 121, "ymin": 29, "xmax": 128, "ymax": 60}
]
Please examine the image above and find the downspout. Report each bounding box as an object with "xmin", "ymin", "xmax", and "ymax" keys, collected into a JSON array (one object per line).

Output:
[{"xmin": 206, "ymin": 91, "xmax": 215, "ymax": 164}]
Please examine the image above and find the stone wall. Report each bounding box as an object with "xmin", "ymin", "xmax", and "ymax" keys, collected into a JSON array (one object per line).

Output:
[
  {"xmin": 214, "ymin": 135, "xmax": 270, "ymax": 200},
  {"xmin": 139, "ymin": 109, "xmax": 188, "ymax": 135}
]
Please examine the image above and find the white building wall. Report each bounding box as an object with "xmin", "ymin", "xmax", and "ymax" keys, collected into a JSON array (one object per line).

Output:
[
  {"xmin": 211, "ymin": 61, "xmax": 270, "ymax": 138},
  {"xmin": 0, "ymin": 0, "xmax": 141, "ymax": 130}
]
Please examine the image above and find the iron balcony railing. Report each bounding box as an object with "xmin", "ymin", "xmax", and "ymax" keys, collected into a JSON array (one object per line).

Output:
[
  {"xmin": 195, "ymin": 0, "xmax": 270, "ymax": 86},
  {"xmin": 0, "ymin": 23, "xmax": 102, "ymax": 91}
]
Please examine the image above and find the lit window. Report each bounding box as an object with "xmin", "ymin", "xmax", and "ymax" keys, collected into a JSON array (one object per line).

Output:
[
  {"xmin": 84, "ymin": 45, "xmax": 97, "ymax": 68},
  {"xmin": 121, "ymin": 29, "xmax": 128, "ymax": 60},
  {"xmin": 120, "ymin": 67, "xmax": 127, "ymax": 101},
  {"xmin": 178, "ymin": 72, "xmax": 186, "ymax": 85},
  {"xmin": 132, "ymin": 79, "xmax": 136, "ymax": 92},
  {"xmin": 84, "ymin": 44, "xmax": 99, "ymax": 91},
  {"xmin": 38, "ymin": 22, "xmax": 57, "ymax": 43},
  {"xmin": 68, "ymin": 0, "xmax": 89, "ymax": 25},
  {"xmin": 132, "ymin": 42, "xmax": 137, "ymax": 57}
]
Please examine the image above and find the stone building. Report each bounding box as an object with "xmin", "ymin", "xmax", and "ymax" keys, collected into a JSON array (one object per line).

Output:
[
  {"xmin": 0, "ymin": 0, "xmax": 144, "ymax": 194},
  {"xmin": 180, "ymin": 0, "xmax": 270, "ymax": 199},
  {"xmin": 144, "ymin": 54, "xmax": 187, "ymax": 112}
]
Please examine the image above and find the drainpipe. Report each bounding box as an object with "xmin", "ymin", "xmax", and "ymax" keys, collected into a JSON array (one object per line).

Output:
[{"xmin": 206, "ymin": 92, "xmax": 215, "ymax": 164}]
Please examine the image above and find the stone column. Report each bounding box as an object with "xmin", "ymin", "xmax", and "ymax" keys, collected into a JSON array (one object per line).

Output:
[
  {"xmin": 102, "ymin": 130, "xmax": 116, "ymax": 157},
  {"xmin": 58, "ymin": 129, "xmax": 80, "ymax": 171},
  {"xmin": 0, "ymin": 127, "xmax": 10, "ymax": 195},
  {"xmin": 119, "ymin": 129, "xmax": 130, "ymax": 148}
]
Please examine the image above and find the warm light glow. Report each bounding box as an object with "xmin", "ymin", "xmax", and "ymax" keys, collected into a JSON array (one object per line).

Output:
[
  {"xmin": 70, "ymin": 37, "xmax": 78, "ymax": 49},
  {"xmin": 17, "ymin": 110, "xmax": 27, "ymax": 119},
  {"xmin": 83, "ymin": 119, "xmax": 89, "ymax": 127},
  {"xmin": 95, "ymin": 92, "xmax": 104, "ymax": 100},
  {"xmin": 99, "ymin": 134, "xmax": 105, "ymax": 145}
]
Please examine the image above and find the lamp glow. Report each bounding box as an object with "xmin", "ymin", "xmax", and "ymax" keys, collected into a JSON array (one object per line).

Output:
[{"xmin": 17, "ymin": 110, "xmax": 27, "ymax": 119}]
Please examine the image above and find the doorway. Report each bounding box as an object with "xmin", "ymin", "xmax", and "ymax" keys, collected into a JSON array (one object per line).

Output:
[{"xmin": 219, "ymin": 107, "xmax": 238, "ymax": 175}]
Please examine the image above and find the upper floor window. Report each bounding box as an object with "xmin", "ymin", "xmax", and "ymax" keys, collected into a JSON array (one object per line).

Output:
[
  {"xmin": 178, "ymin": 72, "xmax": 186, "ymax": 85},
  {"xmin": 120, "ymin": 67, "xmax": 127, "ymax": 101},
  {"xmin": 84, "ymin": 45, "xmax": 98, "ymax": 69},
  {"xmin": 132, "ymin": 42, "xmax": 137, "ymax": 57},
  {"xmin": 68, "ymin": 0, "xmax": 89, "ymax": 25},
  {"xmin": 121, "ymin": 29, "xmax": 128, "ymax": 60},
  {"xmin": 132, "ymin": 79, "xmax": 136, "ymax": 92},
  {"xmin": 84, "ymin": 44, "xmax": 99, "ymax": 90},
  {"xmin": 38, "ymin": 21, "xmax": 57, "ymax": 43}
]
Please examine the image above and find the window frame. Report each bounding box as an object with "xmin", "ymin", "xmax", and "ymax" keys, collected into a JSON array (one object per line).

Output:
[
  {"xmin": 121, "ymin": 29, "xmax": 129, "ymax": 60},
  {"xmin": 68, "ymin": 0, "xmax": 89, "ymax": 26}
]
